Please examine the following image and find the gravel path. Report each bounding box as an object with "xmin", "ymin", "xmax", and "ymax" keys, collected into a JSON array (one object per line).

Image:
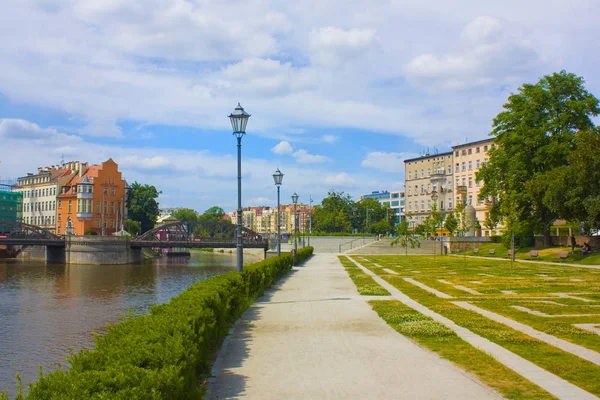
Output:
[{"xmin": 206, "ymin": 253, "xmax": 500, "ymax": 399}]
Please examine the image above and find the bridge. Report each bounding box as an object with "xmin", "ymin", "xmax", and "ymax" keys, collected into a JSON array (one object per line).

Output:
[{"xmin": 0, "ymin": 221, "xmax": 268, "ymax": 263}]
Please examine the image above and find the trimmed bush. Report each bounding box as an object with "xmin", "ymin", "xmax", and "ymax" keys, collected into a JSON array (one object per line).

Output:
[
  {"xmin": 295, "ymin": 246, "xmax": 314, "ymax": 264},
  {"xmin": 22, "ymin": 254, "xmax": 293, "ymax": 400}
]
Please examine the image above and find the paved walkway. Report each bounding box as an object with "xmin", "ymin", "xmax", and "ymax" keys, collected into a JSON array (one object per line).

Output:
[{"xmin": 207, "ymin": 254, "xmax": 500, "ymax": 399}]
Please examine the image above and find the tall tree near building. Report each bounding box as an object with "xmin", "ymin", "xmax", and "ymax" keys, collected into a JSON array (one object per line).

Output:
[
  {"xmin": 443, "ymin": 212, "xmax": 459, "ymax": 236},
  {"xmin": 199, "ymin": 206, "xmax": 226, "ymax": 221},
  {"xmin": 172, "ymin": 208, "xmax": 198, "ymax": 224},
  {"xmin": 477, "ymin": 71, "xmax": 599, "ymax": 246},
  {"xmin": 391, "ymin": 219, "xmax": 421, "ymax": 256},
  {"xmin": 126, "ymin": 182, "xmax": 161, "ymax": 233}
]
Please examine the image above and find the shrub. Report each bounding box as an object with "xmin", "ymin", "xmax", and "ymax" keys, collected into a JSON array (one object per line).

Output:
[
  {"xmin": 22, "ymin": 254, "xmax": 294, "ymax": 399},
  {"xmin": 84, "ymin": 229, "xmax": 98, "ymax": 236},
  {"xmin": 295, "ymin": 246, "xmax": 314, "ymax": 264}
]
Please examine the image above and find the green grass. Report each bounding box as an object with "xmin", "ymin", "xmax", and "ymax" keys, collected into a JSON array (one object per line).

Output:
[
  {"xmin": 370, "ymin": 300, "xmax": 555, "ymax": 399},
  {"xmin": 338, "ymin": 256, "xmax": 390, "ymax": 296},
  {"xmin": 357, "ymin": 255, "xmax": 600, "ymax": 396},
  {"xmin": 457, "ymin": 243, "xmax": 600, "ymax": 265}
]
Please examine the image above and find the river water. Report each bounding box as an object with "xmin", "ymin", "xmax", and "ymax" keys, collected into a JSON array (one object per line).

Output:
[{"xmin": 0, "ymin": 251, "xmax": 248, "ymax": 397}]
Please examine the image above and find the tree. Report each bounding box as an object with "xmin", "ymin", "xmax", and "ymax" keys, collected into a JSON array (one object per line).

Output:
[
  {"xmin": 443, "ymin": 212, "xmax": 458, "ymax": 236},
  {"xmin": 477, "ymin": 71, "xmax": 599, "ymax": 246},
  {"xmin": 124, "ymin": 219, "xmax": 141, "ymax": 236},
  {"xmin": 312, "ymin": 191, "xmax": 354, "ymax": 233},
  {"xmin": 126, "ymin": 182, "xmax": 161, "ymax": 233},
  {"xmin": 483, "ymin": 203, "xmax": 502, "ymax": 234},
  {"xmin": 200, "ymin": 206, "xmax": 226, "ymax": 221},
  {"xmin": 391, "ymin": 219, "xmax": 421, "ymax": 256},
  {"xmin": 172, "ymin": 208, "xmax": 198, "ymax": 225}
]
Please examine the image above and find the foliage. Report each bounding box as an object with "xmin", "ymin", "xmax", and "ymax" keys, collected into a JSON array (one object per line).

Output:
[
  {"xmin": 84, "ymin": 229, "xmax": 98, "ymax": 236},
  {"xmin": 443, "ymin": 212, "xmax": 458, "ymax": 236},
  {"xmin": 171, "ymin": 208, "xmax": 198, "ymax": 225},
  {"xmin": 483, "ymin": 204, "xmax": 502, "ymax": 233},
  {"xmin": 338, "ymin": 256, "xmax": 390, "ymax": 296},
  {"xmin": 477, "ymin": 70, "xmax": 600, "ymax": 246},
  {"xmin": 198, "ymin": 206, "xmax": 225, "ymax": 222},
  {"xmin": 22, "ymin": 252, "xmax": 301, "ymax": 399},
  {"xmin": 124, "ymin": 219, "xmax": 141, "ymax": 236},
  {"xmin": 126, "ymin": 182, "xmax": 161, "ymax": 233},
  {"xmin": 391, "ymin": 219, "xmax": 421, "ymax": 256}
]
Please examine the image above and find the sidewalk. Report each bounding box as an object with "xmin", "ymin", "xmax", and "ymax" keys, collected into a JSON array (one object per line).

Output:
[{"xmin": 206, "ymin": 253, "xmax": 500, "ymax": 399}]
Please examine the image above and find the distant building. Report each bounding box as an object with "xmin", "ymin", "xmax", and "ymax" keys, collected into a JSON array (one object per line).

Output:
[
  {"xmin": 0, "ymin": 184, "xmax": 23, "ymax": 227},
  {"xmin": 360, "ymin": 190, "xmax": 406, "ymax": 224},
  {"xmin": 228, "ymin": 204, "xmax": 313, "ymax": 235},
  {"xmin": 56, "ymin": 159, "xmax": 127, "ymax": 236},
  {"xmin": 159, "ymin": 207, "xmax": 181, "ymax": 218}
]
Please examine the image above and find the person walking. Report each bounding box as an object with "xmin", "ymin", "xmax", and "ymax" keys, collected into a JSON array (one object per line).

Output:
[{"xmin": 570, "ymin": 234, "xmax": 577, "ymax": 254}]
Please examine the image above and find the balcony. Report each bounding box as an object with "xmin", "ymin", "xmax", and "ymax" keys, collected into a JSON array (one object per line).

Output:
[
  {"xmin": 76, "ymin": 212, "xmax": 93, "ymax": 220},
  {"xmin": 456, "ymin": 185, "xmax": 468, "ymax": 194},
  {"xmin": 77, "ymin": 192, "xmax": 93, "ymax": 199}
]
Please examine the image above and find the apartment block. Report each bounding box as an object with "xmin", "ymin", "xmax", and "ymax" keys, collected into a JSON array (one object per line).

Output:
[
  {"xmin": 0, "ymin": 184, "xmax": 23, "ymax": 225},
  {"xmin": 12, "ymin": 162, "xmax": 82, "ymax": 232},
  {"xmin": 451, "ymin": 138, "xmax": 498, "ymax": 236},
  {"xmin": 404, "ymin": 151, "xmax": 454, "ymax": 227}
]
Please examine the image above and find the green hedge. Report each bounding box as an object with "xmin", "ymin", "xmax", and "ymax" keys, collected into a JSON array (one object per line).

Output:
[
  {"xmin": 19, "ymin": 254, "xmax": 295, "ymax": 400},
  {"xmin": 295, "ymin": 246, "xmax": 314, "ymax": 264}
]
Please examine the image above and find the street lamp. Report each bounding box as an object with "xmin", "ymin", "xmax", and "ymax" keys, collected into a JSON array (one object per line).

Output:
[
  {"xmin": 292, "ymin": 192, "xmax": 299, "ymax": 264},
  {"xmin": 366, "ymin": 208, "xmax": 374, "ymax": 234},
  {"xmin": 272, "ymin": 168, "xmax": 284, "ymax": 257},
  {"xmin": 229, "ymin": 103, "xmax": 251, "ymax": 273},
  {"xmin": 308, "ymin": 195, "xmax": 313, "ymax": 247}
]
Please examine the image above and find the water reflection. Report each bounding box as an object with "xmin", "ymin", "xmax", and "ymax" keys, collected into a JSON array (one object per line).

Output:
[{"xmin": 0, "ymin": 251, "xmax": 246, "ymax": 397}]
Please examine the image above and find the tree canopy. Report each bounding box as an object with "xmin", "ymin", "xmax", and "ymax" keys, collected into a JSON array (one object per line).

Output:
[
  {"xmin": 126, "ymin": 182, "xmax": 161, "ymax": 233},
  {"xmin": 477, "ymin": 70, "xmax": 600, "ymax": 244}
]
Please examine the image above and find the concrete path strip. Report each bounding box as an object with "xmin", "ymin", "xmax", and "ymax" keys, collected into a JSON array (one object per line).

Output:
[
  {"xmin": 382, "ymin": 268, "xmax": 399, "ymax": 275},
  {"xmin": 403, "ymin": 277, "xmax": 453, "ymax": 299},
  {"xmin": 207, "ymin": 254, "xmax": 501, "ymax": 400},
  {"xmin": 347, "ymin": 256, "xmax": 599, "ymax": 400},
  {"xmin": 454, "ymin": 301, "xmax": 600, "ymax": 366}
]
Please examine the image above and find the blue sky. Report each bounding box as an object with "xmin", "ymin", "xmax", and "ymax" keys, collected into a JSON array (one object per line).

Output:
[{"xmin": 1, "ymin": 0, "xmax": 599, "ymax": 213}]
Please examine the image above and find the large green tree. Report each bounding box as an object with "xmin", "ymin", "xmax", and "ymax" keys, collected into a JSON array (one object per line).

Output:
[
  {"xmin": 477, "ymin": 71, "xmax": 599, "ymax": 246},
  {"xmin": 126, "ymin": 182, "xmax": 161, "ymax": 233},
  {"xmin": 171, "ymin": 208, "xmax": 198, "ymax": 225},
  {"xmin": 312, "ymin": 191, "xmax": 354, "ymax": 233}
]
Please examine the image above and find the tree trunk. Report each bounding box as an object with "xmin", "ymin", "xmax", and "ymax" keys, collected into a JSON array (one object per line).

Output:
[{"xmin": 543, "ymin": 228, "xmax": 551, "ymax": 248}]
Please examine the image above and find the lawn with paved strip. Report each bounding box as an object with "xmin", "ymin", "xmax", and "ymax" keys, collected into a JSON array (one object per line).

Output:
[
  {"xmin": 358, "ymin": 255, "xmax": 600, "ymax": 396},
  {"xmin": 369, "ymin": 300, "xmax": 555, "ymax": 400},
  {"xmin": 338, "ymin": 256, "xmax": 390, "ymax": 295},
  {"xmin": 456, "ymin": 243, "xmax": 600, "ymax": 265}
]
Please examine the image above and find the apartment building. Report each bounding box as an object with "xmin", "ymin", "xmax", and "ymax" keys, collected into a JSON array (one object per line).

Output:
[
  {"xmin": 229, "ymin": 204, "xmax": 313, "ymax": 235},
  {"xmin": 12, "ymin": 162, "xmax": 82, "ymax": 232},
  {"xmin": 56, "ymin": 159, "xmax": 127, "ymax": 236},
  {"xmin": 0, "ymin": 184, "xmax": 23, "ymax": 225},
  {"xmin": 404, "ymin": 151, "xmax": 454, "ymax": 227},
  {"xmin": 451, "ymin": 138, "xmax": 497, "ymax": 236}
]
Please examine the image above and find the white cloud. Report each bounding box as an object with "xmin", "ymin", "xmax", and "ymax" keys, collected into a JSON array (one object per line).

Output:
[
  {"xmin": 361, "ymin": 152, "xmax": 419, "ymax": 173},
  {"xmin": 0, "ymin": 119, "xmax": 57, "ymax": 139},
  {"xmin": 292, "ymin": 149, "xmax": 332, "ymax": 164},
  {"xmin": 120, "ymin": 155, "xmax": 171, "ymax": 170},
  {"xmin": 404, "ymin": 16, "xmax": 541, "ymax": 91},
  {"xmin": 271, "ymin": 141, "xmax": 294, "ymax": 154},
  {"xmin": 322, "ymin": 134, "xmax": 338, "ymax": 144},
  {"xmin": 309, "ymin": 26, "xmax": 377, "ymax": 67},
  {"xmin": 246, "ymin": 197, "xmax": 271, "ymax": 206},
  {"xmin": 323, "ymin": 173, "xmax": 357, "ymax": 187}
]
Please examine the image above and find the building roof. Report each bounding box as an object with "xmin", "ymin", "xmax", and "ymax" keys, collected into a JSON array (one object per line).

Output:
[
  {"xmin": 404, "ymin": 151, "xmax": 453, "ymax": 163},
  {"xmin": 451, "ymin": 138, "xmax": 494, "ymax": 149}
]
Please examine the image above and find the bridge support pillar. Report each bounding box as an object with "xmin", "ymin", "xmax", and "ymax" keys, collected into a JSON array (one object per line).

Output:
[{"xmin": 46, "ymin": 246, "xmax": 66, "ymax": 264}]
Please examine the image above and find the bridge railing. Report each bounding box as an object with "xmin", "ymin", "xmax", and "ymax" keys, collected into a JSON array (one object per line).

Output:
[{"xmin": 338, "ymin": 236, "xmax": 373, "ymax": 253}]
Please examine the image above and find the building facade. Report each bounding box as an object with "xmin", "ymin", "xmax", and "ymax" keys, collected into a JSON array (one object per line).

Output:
[
  {"xmin": 12, "ymin": 164, "xmax": 80, "ymax": 231},
  {"xmin": 0, "ymin": 184, "xmax": 23, "ymax": 227},
  {"xmin": 56, "ymin": 159, "xmax": 127, "ymax": 236},
  {"xmin": 451, "ymin": 138, "xmax": 498, "ymax": 236},
  {"xmin": 229, "ymin": 204, "xmax": 313, "ymax": 236},
  {"xmin": 404, "ymin": 152, "xmax": 454, "ymax": 227}
]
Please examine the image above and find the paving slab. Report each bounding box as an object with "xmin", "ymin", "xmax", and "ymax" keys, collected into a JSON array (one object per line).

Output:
[{"xmin": 207, "ymin": 254, "xmax": 500, "ymax": 400}]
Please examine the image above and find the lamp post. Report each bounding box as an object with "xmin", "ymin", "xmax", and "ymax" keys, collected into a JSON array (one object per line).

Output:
[
  {"xmin": 308, "ymin": 195, "xmax": 312, "ymax": 247},
  {"xmin": 272, "ymin": 168, "xmax": 284, "ymax": 257},
  {"xmin": 292, "ymin": 192, "xmax": 299, "ymax": 264},
  {"xmin": 228, "ymin": 103, "xmax": 251, "ymax": 273},
  {"xmin": 431, "ymin": 190, "xmax": 439, "ymax": 258},
  {"xmin": 366, "ymin": 208, "xmax": 373, "ymax": 235}
]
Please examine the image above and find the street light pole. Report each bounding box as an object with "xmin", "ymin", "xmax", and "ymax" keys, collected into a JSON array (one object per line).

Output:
[
  {"xmin": 292, "ymin": 192, "xmax": 299, "ymax": 264},
  {"xmin": 308, "ymin": 195, "xmax": 312, "ymax": 247},
  {"xmin": 272, "ymin": 168, "xmax": 284, "ymax": 257},
  {"xmin": 228, "ymin": 103, "xmax": 251, "ymax": 273}
]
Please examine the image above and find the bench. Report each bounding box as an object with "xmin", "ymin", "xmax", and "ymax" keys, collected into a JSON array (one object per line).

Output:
[
  {"xmin": 488, "ymin": 249, "xmax": 496, "ymax": 255},
  {"xmin": 557, "ymin": 251, "xmax": 569, "ymax": 259},
  {"xmin": 529, "ymin": 250, "xmax": 539, "ymax": 258},
  {"xmin": 507, "ymin": 249, "xmax": 513, "ymax": 257},
  {"xmin": 473, "ymin": 248, "xmax": 479, "ymax": 254}
]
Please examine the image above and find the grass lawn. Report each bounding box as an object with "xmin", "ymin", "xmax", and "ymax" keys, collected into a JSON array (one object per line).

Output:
[
  {"xmin": 456, "ymin": 242, "xmax": 600, "ymax": 265},
  {"xmin": 355, "ymin": 255, "xmax": 600, "ymax": 396},
  {"xmin": 338, "ymin": 256, "xmax": 390, "ymax": 296},
  {"xmin": 370, "ymin": 300, "xmax": 555, "ymax": 399}
]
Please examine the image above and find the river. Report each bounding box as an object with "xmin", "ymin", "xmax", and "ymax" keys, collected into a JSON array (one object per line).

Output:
[{"xmin": 0, "ymin": 251, "xmax": 249, "ymax": 397}]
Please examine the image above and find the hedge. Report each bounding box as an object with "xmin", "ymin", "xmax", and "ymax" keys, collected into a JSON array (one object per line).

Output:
[
  {"xmin": 295, "ymin": 246, "xmax": 314, "ymax": 264},
  {"xmin": 13, "ymin": 249, "xmax": 312, "ymax": 400}
]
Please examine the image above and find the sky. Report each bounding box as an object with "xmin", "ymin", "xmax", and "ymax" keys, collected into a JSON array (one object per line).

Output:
[{"xmin": 1, "ymin": 0, "xmax": 599, "ymax": 213}]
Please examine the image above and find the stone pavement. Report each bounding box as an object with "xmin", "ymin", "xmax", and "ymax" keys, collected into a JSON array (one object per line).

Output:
[{"xmin": 206, "ymin": 254, "xmax": 500, "ymax": 399}]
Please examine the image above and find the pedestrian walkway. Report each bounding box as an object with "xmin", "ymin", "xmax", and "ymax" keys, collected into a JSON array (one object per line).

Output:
[{"xmin": 207, "ymin": 253, "xmax": 500, "ymax": 399}]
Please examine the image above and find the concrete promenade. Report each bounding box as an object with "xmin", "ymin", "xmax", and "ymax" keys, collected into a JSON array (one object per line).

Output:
[{"xmin": 207, "ymin": 253, "xmax": 500, "ymax": 399}]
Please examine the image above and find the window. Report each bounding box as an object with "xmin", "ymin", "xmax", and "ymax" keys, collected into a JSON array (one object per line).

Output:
[
  {"xmin": 68, "ymin": 200, "xmax": 72, "ymax": 213},
  {"xmin": 110, "ymin": 201, "xmax": 115, "ymax": 214},
  {"xmin": 455, "ymin": 178, "xmax": 459, "ymax": 187},
  {"xmin": 103, "ymin": 201, "xmax": 108, "ymax": 214},
  {"xmin": 408, "ymin": 201, "xmax": 412, "ymax": 211},
  {"xmin": 468, "ymin": 195, "xmax": 473, "ymax": 205},
  {"xmin": 484, "ymin": 145, "xmax": 489, "ymax": 151},
  {"xmin": 476, "ymin": 160, "xmax": 481, "ymax": 169},
  {"xmin": 476, "ymin": 180, "xmax": 481, "ymax": 187},
  {"xmin": 52, "ymin": 216, "xmax": 55, "ymax": 225},
  {"xmin": 468, "ymin": 177, "xmax": 473, "ymax": 188},
  {"xmin": 77, "ymin": 200, "xmax": 82, "ymax": 213},
  {"xmin": 427, "ymin": 200, "xmax": 431, "ymax": 210},
  {"xmin": 462, "ymin": 177, "xmax": 466, "ymax": 186},
  {"xmin": 110, "ymin": 220, "xmax": 114, "ymax": 228},
  {"xmin": 427, "ymin": 168, "xmax": 430, "ymax": 177},
  {"xmin": 462, "ymin": 162, "xmax": 466, "ymax": 171},
  {"xmin": 408, "ymin": 172, "xmax": 412, "ymax": 180},
  {"xmin": 484, "ymin": 158, "xmax": 488, "ymax": 166},
  {"xmin": 447, "ymin": 165, "xmax": 451, "ymax": 174},
  {"xmin": 468, "ymin": 161, "xmax": 472, "ymax": 170},
  {"xmin": 408, "ymin": 188, "xmax": 412, "ymax": 196},
  {"xmin": 421, "ymin": 200, "xmax": 425, "ymax": 210},
  {"xmin": 392, "ymin": 193, "xmax": 399, "ymax": 199},
  {"xmin": 462, "ymin": 149, "xmax": 466, "ymax": 156},
  {"xmin": 455, "ymin": 151, "xmax": 459, "ymax": 156},
  {"xmin": 455, "ymin": 163, "xmax": 459, "ymax": 173},
  {"xmin": 103, "ymin": 187, "xmax": 108, "ymax": 195},
  {"xmin": 421, "ymin": 169, "xmax": 424, "ymax": 178},
  {"xmin": 96, "ymin": 201, "xmax": 100, "ymax": 213},
  {"xmin": 420, "ymin": 184, "xmax": 424, "ymax": 194},
  {"xmin": 440, "ymin": 200, "xmax": 444, "ymax": 210},
  {"xmin": 476, "ymin": 147, "xmax": 480, "ymax": 153},
  {"xmin": 95, "ymin": 219, "xmax": 100, "ymax": 228},
  {"xmin": 111, "ymin": 188, "xmax": 115, "ymax": 196}
]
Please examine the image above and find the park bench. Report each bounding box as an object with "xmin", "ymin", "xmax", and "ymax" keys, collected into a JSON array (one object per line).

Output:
[
  {"xmin": 473, "ymin": 248, "xmax": 479, "ymax": 254},
  {"xmin": 557, "ymin": 251, "xmax": 569, "ymax": 259},
  {"xmin": 488, "ymin": 249, "xmax": 496, "ymax": 255},
  {"xmin": 529, "ymin": 250, "xmax": 539, "ymax": 258}
]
